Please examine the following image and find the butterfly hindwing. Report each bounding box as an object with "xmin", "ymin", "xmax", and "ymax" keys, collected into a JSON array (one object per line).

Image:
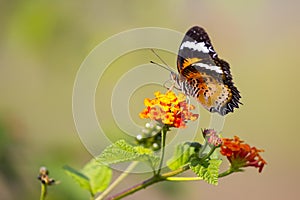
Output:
[{"xmin": 177, "ymin": 26, "xmax": 241, "ymax": 115}]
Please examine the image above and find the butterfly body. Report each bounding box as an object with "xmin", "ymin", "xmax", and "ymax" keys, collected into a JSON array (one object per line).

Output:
[{"xmin": 175, "ymin": 26, "xmax": 241, "ymax": 116}]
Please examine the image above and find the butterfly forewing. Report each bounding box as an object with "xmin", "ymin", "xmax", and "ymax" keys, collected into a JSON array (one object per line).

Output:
[{"xmin": 177, "ymin": 26, "xmax": 241, "ymax": 115}]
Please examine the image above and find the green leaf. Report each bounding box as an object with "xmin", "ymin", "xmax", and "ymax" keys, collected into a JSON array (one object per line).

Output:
[
  {"xmin": 97, "ymin": 140, "xmax": 159, "ymax": 168},
  {"xmin": 63, "ymin": 165, "xmax": 91, "ymax": 192},
  {"xmin": 190, "ymin": 159, "xmax": 222, "ymax": 185},
  {"xmin": 82, "ymin": 159, "xmax": 112, "ymax": 195},
  {"xmin": 167, "ymin": 143, "xmax": 198, "ymax": 170}
]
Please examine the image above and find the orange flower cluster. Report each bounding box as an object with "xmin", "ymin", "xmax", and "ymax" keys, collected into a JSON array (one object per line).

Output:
[
  {"xmin": 139, "ymin": 91, "xmax": 198, "ymax": 128},
  {"xmin": 220, "ymin": 136, "xmax": 267, "ymax": 173}
]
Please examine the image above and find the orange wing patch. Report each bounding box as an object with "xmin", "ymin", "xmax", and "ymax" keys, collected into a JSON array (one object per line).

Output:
[
  {"xmin": 188, "ymin": 73, "xmax": 232, "ymax": 113},
  {"xmin": 182, "ymin": 58, "xmax": 202, "ymax": 68}
]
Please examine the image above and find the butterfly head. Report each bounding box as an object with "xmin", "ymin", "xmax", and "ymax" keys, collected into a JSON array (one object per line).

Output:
[{"xmin": 170, "ymin": 71, "xmax": 177, "ymax": 82}]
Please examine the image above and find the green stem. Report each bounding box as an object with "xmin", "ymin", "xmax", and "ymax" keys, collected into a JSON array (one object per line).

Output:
[
  {"xmin": 40, "ymin": 184, "xmax": 47, "ymax": 200},
  {"xmin": 198, "ymin": 140, "xmax": 208, "ymax": 156},
  {"xmin": 200, "ymin": 145, "xmax": 217, "ymax": 162},
  {"xmin": 95, "ymin": 161, "xmax": 139, "ymax": 200},
  {"xmin": 167, "ymin": 168, "xmax": 235, "ymax": 181},
  {"xmin": 156, "ymin": 127, "xmax": 167, "ymax": 175},
  {"xmin": 218, "ymin": 168, "xmax": 234, "ymax": 178},
  {"xmin": 105, "ymin": 176, "xmax": 163, "ymax": 200},
  {"xmin": 166, "ymin": 177, "xmax": 202, "ymax": 181},
  {"xmin": 105, "ymin": 165, "xmax": 190, "ymax": 200},
  {"xmin": 161, "ymin": 164, "xmax": 190, "ymax": 177}
]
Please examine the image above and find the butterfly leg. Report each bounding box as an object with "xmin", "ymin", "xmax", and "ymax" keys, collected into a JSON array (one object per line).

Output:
[
  {"xmin": 186, "ymin": 96, "xmax": 191, "ymax": 109},
  {"xmin": 163, "ymin": 79, "xmax": 178, "ymax": 92}
]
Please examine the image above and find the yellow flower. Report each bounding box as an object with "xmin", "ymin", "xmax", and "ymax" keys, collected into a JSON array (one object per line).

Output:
[{"xmin": 139, "ymin": 91, "xmax": 199, "ymax": 128}]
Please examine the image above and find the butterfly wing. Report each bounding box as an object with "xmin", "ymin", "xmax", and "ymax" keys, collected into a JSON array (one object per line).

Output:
[{"xmin": 177, "ymin": 26, "xmax": 241, "ymax": 115}]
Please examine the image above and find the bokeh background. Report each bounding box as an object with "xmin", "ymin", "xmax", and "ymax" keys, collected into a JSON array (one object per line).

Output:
[{"xmin": 1, "ymin": 0, "xmax": 299, "ymax": 199}]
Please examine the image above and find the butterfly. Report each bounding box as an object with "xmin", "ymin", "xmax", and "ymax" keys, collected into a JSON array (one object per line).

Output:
[{"xmin": 170, "ymin": 26, "xmax": 241, "ymax": 115}]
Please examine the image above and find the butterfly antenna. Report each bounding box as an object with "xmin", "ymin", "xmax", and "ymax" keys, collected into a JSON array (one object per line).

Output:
[
  {"xmin": 150, "ymin": 49, "xmax": 169, "ymax": 67},
  {"xmin": 150, "ymin": 60, "xmax": 173, "ymax": 72},
  {"xmin": 149, "ymin": 49, "xmax": 176, "ymax": 73}
]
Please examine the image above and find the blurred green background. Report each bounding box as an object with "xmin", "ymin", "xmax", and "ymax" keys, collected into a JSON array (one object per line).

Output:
[{"xmin": 1, "ymin": 0, "xmax": 299, "ymax": 199}]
